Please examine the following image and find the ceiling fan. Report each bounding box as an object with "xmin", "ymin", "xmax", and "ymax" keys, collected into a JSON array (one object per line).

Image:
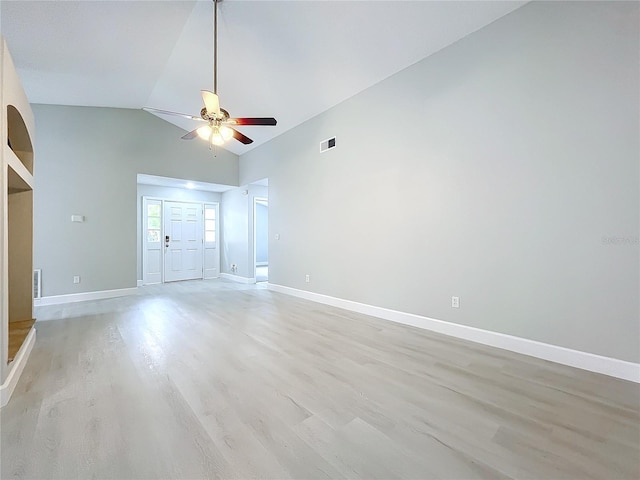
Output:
[{"xmin": 143, "ymin": 0, "xmax": 276, "ymax": 147}]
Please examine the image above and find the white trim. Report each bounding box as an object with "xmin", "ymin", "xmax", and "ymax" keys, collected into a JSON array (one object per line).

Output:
[
  {"xmin": 221, "ymin": 273, "xmax": 255, "ymax": 284},
  {"xmin": 256, "ymin": 262, "xmax": 268, "ymax": 267},
  {"xmin": 1, "ymin": 327, "xmax": 36, "ymax": 407},
  {"xmin": 34, "ymin": 287, "xmax": 137, "ymax": 307},
  {"xmin": 137, "ymin": 280, "xmax": 143, "ymax": 287},
  {"xmin": 267, "ymin": 284, "xmax": 640, "ymax": 383}
]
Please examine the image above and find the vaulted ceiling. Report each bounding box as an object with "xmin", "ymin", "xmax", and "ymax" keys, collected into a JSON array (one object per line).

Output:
[{"xmin": 0, "ymin": 0, "xmax": 527, "ymax": 155}]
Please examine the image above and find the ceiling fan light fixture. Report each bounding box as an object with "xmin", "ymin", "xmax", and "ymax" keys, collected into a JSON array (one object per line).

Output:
[
  {"xmin": 197, "ymin": 125, "xmax": 212, "ymax": 140},
  {"xmin": 211, "ymin": 127, "xmax": 225, "ymax": 145},
  {"xmin": 220, "ymin": 126, "xmax": 233, "ymax": 141}
]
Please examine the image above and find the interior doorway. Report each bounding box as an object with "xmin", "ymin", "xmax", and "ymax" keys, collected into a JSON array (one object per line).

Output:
[{"xmin": 254, "ymin": 197, "xmax": 268, "ymax": 282}]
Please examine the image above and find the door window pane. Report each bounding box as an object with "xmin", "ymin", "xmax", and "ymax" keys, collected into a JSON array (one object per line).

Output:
[
  {"xmin": 204, "ymin": 207, "xmax": 216, "ymax": 245},
  {"xmin": 148, "ymin": 217, "xmax": 161, "ymax": 229},
  {"xmin": 148, "ymin": 204, "xmax": 161, "ymax": 217},
  {"xmin": 148, "ymin": 229, "xmax": 160, "ymax": 243}
]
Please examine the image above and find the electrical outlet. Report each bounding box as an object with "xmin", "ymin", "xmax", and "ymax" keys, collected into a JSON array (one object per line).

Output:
[
  {"xmin": 451, "ymin": 296, "xmax": 460, "ymax": 308},
  {"xmin": 73, "ymin": 275, "xmax": 80, "ymax": 284},
  {"xmin": 305, "ymin": 274, "xmax": 310, "ymax": 283}
]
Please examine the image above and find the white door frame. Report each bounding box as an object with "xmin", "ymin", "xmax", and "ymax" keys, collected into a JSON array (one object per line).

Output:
[{"xmin": 141, "ymin": 196, "xmax": 220, "ymax": 285}]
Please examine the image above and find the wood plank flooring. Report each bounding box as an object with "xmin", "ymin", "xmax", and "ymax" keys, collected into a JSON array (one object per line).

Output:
[
  {"xmin": 1, "ymin": 280, "xmax": 638, "ymax": 479},
  {"xmin": 8, "ymin": 318, "xmax": 35, "ymax": 362}
]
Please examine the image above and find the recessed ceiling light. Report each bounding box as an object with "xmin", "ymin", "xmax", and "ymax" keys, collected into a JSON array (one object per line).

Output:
[{"xmin": 186, "ymin": 182, "xmax": 195, "ymax": 189}]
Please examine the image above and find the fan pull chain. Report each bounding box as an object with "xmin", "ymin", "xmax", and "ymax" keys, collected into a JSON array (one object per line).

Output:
[{"xmin": 208, "ymin": 132, "xmax": 218, "ymax": 156}]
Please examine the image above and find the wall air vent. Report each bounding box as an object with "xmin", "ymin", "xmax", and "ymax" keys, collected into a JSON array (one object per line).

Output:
[
  {"xmin": 320, "ymin": 136, "xmax": 337, "ymax": 153},
  {"xmin": 33, "ymin": 269, "xmax": 41, "ymax": 299}
]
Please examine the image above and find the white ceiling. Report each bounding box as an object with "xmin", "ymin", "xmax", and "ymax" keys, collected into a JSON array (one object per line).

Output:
[{"xmin": 1, "ymin": 0, "xmax": 527, "ymax": 155}]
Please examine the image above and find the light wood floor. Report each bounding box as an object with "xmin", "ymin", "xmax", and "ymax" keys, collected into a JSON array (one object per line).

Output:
[
  {"xmin": 1, "ymin": 280, "xmax": 638, "ymax": 479},
  {"xmin": 8, "ymin": 318, "xmax": 35, "ymax": 362}
]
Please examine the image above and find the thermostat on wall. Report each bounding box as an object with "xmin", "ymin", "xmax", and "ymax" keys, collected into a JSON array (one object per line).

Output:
[{"xmin": 71, "ymin": 215, "xmax": 85, "ymax": 223}]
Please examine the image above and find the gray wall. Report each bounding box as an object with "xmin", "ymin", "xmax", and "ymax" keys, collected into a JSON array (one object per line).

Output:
[
  {"xmin": 255, "ymin": 202, "xmax": 268, "ymax": 264},
  {"xmin": 221, "ymin": 187, "xmax": 249, "ymax": 277},
  {"xmin": 240, "ymin": 2, "xmax": 639, "ymax": 362},
  {"xmin": 34, "ymin": 105, "xmax": 238, "ymax": 296},
  {"xmin": 221, "ymin": 184, "xmax": 268, "ymax": 278},
  {"xmin": 136, "ymin": 184, "xmax": 222, "ymax": 282}
]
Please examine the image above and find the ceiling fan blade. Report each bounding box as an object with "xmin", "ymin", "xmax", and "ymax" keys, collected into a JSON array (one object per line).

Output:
[
  {"xmin": 181, "ymin": 129, "xmax": 200, "ymax": 140},
  {"xmin": 143, "ymin": 107, "xmax": 205, "ymax": 122},
  {"xmin": 231, "ymin": 128, "xmax": 254, "ymax": 145},
  {"xmin": 227, "ymin": 117, "xmax": 277, "ymax": 126},
  {"xmin": 201, "ymin": 90, "xmax": 220, "ymax": 117}
]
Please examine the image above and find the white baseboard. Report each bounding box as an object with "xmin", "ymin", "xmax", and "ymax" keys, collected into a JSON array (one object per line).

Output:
[
  {"xmin": 1, "ymin": 327, "xmax": 36, "ymax": 407},
  {"xmin": 137, "ymin": 280, "xmax": 143, "ymax": 287},
  {"xmin": 221, "ymin": 273, "xmax": 256, "ymax": 284},
  {"xmin": 268, "ymin": 284, "xmax": 640, "ymax": 383},
  {"xmin": 34, "ymin": 287, "xmax": 137, "ymax": 307}
]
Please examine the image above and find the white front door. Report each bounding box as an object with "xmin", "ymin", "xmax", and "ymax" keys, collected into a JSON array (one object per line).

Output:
[{"xmin": 164, "ymin": 201, "xmax": 203, "ymax": 282}]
